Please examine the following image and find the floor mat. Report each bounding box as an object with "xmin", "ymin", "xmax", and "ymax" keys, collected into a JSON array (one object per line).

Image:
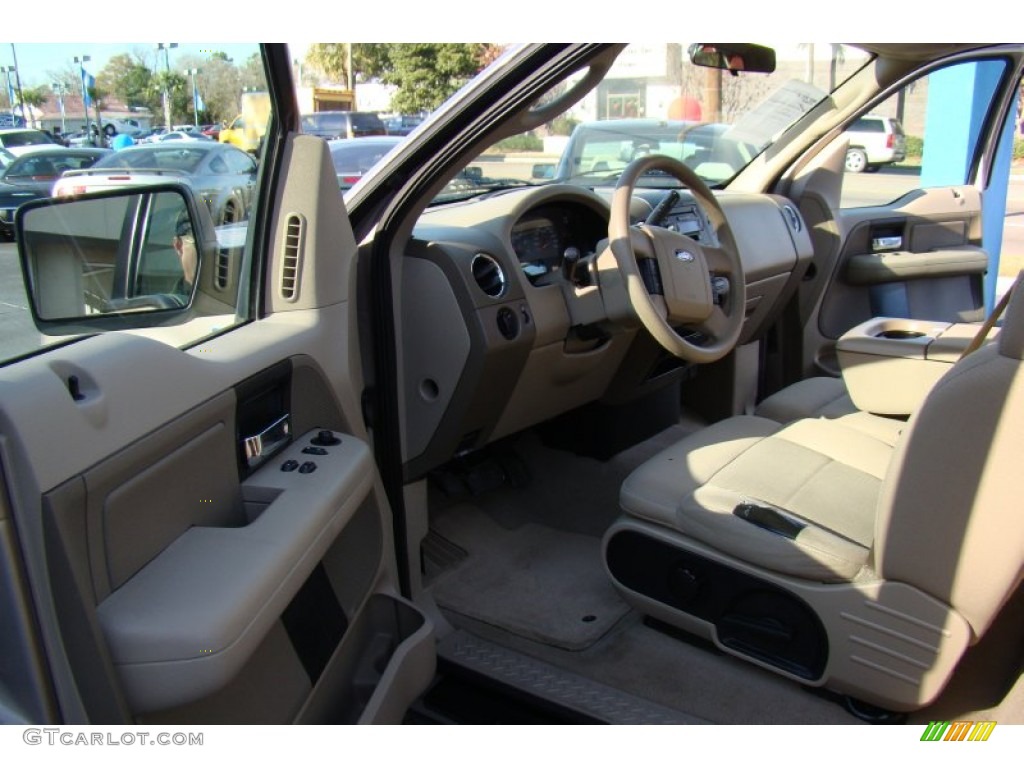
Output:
[{"xmin": 428, "ymin": 505, "xmax": 630, "ymax": 651}]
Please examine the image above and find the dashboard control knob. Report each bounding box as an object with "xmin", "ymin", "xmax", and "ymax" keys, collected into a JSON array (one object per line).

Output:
[{"xmin": 496, "ymin": 307, "xmax": 519, "ymax": 340}]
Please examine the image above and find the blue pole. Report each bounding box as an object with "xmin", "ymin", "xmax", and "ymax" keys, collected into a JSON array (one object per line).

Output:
[{"xmin": 920, "ymin": 60, "xmax": 1014, "ymax": 312}]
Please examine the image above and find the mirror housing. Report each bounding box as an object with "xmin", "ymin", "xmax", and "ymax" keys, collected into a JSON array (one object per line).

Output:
[
  {"xmin": 688, "ymin": 44, "xmax": 776, "ymax": 75},
  {"xmin": 16, "ymin": 183, "xmax": 217, "ymax": 336}
]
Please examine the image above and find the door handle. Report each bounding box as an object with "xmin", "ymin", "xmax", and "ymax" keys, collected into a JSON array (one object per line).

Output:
[
  {"xmin": 243, "ymin": 414, "xmax": 291, "ymax": 469},
  {"xmin": 871, "ymin": 236, "xmax": 902, "ymax": 252}
]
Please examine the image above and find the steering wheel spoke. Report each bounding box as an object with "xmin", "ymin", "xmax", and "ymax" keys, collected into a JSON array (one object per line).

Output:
[
  {"xmin": 698, "ymin": 305, "xmax": 731, "ymax": 340},
  {"xmin": 703, "ymin": 244, "xmax": 738, "ymax": 276},
  {"xmin": 607, "ymin": 154, "xmax": 746, "ymax": 364}
]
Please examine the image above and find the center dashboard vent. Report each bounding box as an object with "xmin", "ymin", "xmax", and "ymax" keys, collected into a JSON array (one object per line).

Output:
[{"xmin": 471, "ymin": 253, "xmax": 507, "ymax": 298}]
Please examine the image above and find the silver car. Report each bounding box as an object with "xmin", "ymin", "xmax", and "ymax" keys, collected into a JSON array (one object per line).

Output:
[{"xmin": 53, "ymin": 140, "xmax": 257, "ymax": 225}]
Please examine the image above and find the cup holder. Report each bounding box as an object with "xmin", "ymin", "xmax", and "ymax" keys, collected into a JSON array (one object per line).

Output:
[{"xmin": 877, "ymin": 329, "xmax": 926, "ymax": 340}]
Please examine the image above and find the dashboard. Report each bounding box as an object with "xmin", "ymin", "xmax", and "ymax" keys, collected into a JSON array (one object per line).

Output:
[
  {"xmin": 399, "ymin": 183, "xmax": 813, "ymax": 479},
  {"xmin": 510, "ymin": 203, "xmax": 607, "ymax": 285}
]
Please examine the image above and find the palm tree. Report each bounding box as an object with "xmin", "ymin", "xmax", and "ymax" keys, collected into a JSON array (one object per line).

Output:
[{"xmin": 20, "ymin": 85, "xmax": 49, "ymax": 128}]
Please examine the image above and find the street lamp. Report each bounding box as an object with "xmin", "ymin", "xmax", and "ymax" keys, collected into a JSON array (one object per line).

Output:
[
  {"xmin": 73, "ymin": 55, "xmax": 92, "ymax": 145},
  {"xmin": 156, "ymin": 43, "xmax": 178, "ymax": 129},
  {"xmin": 51, "ymin": 82, "xmax": 69, "ymax": 134},
  {"xmin": 185, "ymin": 68, "xmax": 200, "ymax": 128}
]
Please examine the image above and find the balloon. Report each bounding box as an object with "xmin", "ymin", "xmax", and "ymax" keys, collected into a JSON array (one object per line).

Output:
[{"xmin": 668, "ymin": 96, "xmax": 702, "ymax": 121}]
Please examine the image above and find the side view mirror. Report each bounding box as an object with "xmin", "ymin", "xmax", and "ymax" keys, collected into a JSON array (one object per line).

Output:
[
  {"xmin": 688, "ymin": 43, "xmax": 776, "ymax": 75},
  {"xmin": 16, "ymin": 184, "xmax": 217, "ymax": 335}
]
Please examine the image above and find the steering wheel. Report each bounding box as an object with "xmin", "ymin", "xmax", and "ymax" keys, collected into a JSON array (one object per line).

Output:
[{"xmin": 606, "ymin": 154, "xmax": 746, "ymax": 364}]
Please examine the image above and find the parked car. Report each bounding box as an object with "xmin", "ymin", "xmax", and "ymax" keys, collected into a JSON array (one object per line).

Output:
[
  {"xmin": 52, "ymin": 140, "xmax": 257, "ymax": 225},
  {"xmin": 328, "ymin": 136, "xmax": 404, "ymax": 189},
  {"xmin": 541, "ymin": 118, "xmax": 759, "ymax": 187},
  {"xmin": 384, "ymin": 114, "xmax": 424, "ymax": 136},
  {"xmin": 90, "ymin": 118, "xmax": 145, "ymax": 138},
  {"xmin": 0, "ymin": 128, "xmax": 61, "ymax": 156},
  {"xmin": 0, "ymin": 146, "xmax": 110, "ymax": 238},
  {"xmin": 300, "ymin": 110, "xmax": 387, "ymax": 139},
  {"xmin": 153, "ymin": 130, "xmax": 214, "ymax": 143},
  {"xmin": 3, "ymin": 43, "xmax": 1024, "ymax": 748},
  {"xmin": 843, "ymin": 114, "xmax": 907, "ymax": 172}
]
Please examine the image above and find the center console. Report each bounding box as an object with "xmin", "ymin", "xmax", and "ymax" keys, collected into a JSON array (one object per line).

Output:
[{"xmin": 837, "ymin": 317, "xmax": 998, "ymax": 415}]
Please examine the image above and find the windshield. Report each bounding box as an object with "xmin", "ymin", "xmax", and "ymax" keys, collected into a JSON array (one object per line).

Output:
[{"xmin": 432, "ymin": 43, "xmax": 873, "ymax": 203}]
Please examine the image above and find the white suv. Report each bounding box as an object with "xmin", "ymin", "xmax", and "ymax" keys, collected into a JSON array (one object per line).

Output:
[{"xmin": 843, "ymin": 114, "xmax": 907, "ymax": 173}]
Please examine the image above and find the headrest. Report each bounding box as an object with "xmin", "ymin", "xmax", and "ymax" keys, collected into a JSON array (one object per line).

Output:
[{"xmin": 999, "ymin": 271, "xmax": 1024, "ymax": 360}]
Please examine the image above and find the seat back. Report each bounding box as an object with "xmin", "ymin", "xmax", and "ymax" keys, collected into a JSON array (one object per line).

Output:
[{"xmin": 874, "ymin": 276, "xmax": 1024, "ymax": 637}]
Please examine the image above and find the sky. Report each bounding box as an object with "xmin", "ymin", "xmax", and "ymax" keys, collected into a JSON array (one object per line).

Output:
[
  {"xmin": 1, "ymin": 0, "xmax": 1006, "ymax": 86},
  {"xmin": 0, "ymin": 43, "xmax": 266, "ymax": 89}
]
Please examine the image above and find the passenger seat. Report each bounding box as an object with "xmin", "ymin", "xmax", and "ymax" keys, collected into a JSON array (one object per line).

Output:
[{"xmin": 754, "ymin": 376, "xmax": 854, "ymax": 423}]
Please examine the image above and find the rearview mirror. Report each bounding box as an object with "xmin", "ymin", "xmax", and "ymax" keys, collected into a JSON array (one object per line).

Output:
[
  {"xmin": 16, "ymin": 185, "xmax": 214, "ymax": 335},
  {"xmin": 688, "ymin": 44, "xmax": 776, "ymax": 75}
]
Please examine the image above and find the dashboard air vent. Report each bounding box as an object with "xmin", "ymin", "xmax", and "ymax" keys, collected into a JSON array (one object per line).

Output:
[
  {"xmin": 280, "ymin": 214, "xmax": 304, "ymax": 300},
  {"xmin": 471, "ymin": 253, "xmax": 507, "ymax": 298}
]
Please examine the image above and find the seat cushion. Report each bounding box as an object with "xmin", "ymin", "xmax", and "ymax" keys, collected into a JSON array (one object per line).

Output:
[
  {"xmin": 755, "ymin": 376, "xmax": 906, "ymax": 447},
  {"xmin": 754, "ymin": 377, "xmax": 856, "ymax": 423},
  {"xmin": 621, "ymin": 414, "xmax": 898, "ymax": 582}
]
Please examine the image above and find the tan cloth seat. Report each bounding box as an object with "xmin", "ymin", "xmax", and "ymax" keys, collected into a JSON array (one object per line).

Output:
[
  {"xmin": 754, "ymin": 376, "xmax": 855, "ymax": 423},
  {"xmin": 610, "ymin": 273, "xmax": 1024, "ymax": 709},
  {"xmin": 621, "ymin": 414, "xmax": 896, "ymax": 582}
]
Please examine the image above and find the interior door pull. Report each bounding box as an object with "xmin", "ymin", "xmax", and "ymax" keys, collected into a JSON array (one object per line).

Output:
[
  {"xmin": 871, "ymin": 236, "xmax": 902, "ymax": 252},
  {"xmin": 244, "ymin": 414, "xmax": 291, "ymax": 469}
]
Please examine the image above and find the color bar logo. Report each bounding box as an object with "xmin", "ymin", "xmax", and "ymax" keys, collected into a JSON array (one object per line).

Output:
[{"xmin": 920, "ymin": 721, "xmax": 997, "ymax": 742}]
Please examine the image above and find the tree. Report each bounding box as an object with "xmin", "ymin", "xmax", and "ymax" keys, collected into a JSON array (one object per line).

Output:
[
  {"xmin": 238, "ymin": 53, "xmax": 266, "ymax": 93},
  {"xmin": 303, "ymin": 44, "xmax": 492, "ymax": 112},
  {"xmin": 176, "ymin": 54, "xmax": 242, "ymax": 124},
  {"xmin": 20, "ymin": 86, "xmax": 49, "ymax": 127},
  {"xmin": 150, "ymin": 71, "xmax": 189, "ymax": 126},
  {"xmin": 97, "ymin": 53, "xmax": 154, "ymax": 110},
  {"xmin": 386, "ymin": 44, "xmax": 488, "ymax": 113},
  {"xmin": 304, "ymin": 44, "xmax": 391, "ymax": 87}
]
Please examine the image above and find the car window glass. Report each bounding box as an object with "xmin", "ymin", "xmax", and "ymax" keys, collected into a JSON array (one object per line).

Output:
[
  {"xmin": 430, "ymin": 43, "xmax": 873, "ymax": 202},
  {"xmin": 208, "ymin": 155, "xmax": 229, "ymax": 174},
  {"xmin": 0, "ymin": 42, "xmax": 268, "ymax": 365},
  {"xmin": 839, "ymin": 57, "xmax": 1009, "ymax": 208},
  {"xmin": 223, "ymin": 150, "xmax": 256, "ymax": 174}
]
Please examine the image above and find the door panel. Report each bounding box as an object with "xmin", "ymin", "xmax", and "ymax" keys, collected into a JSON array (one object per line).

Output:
[
  {"xmin": 786, "ymin": 53, "xmax": 1023, "ymax": 380},
  {"xmin": 0, "ymin": 131, "xmax": 435, "ymax": 723},
  {"xmin": 808, "ymin": 187, "xmax": 986, "ymax": 375}
]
